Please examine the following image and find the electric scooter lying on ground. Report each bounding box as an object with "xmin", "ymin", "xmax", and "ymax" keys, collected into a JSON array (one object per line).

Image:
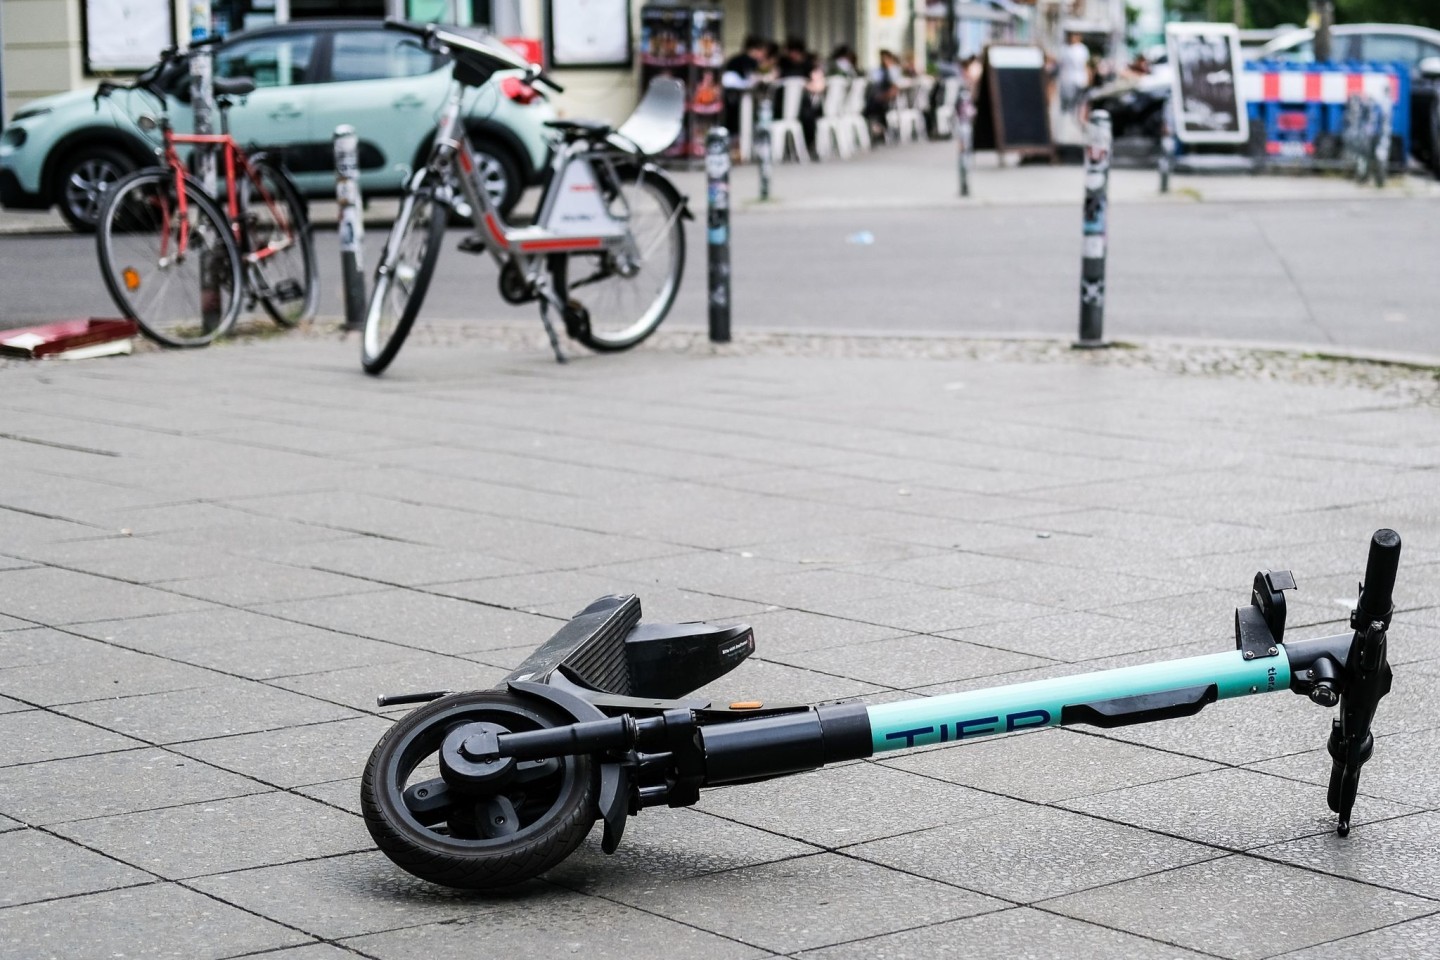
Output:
[{"xmin": 362, "ymin": 530, "xmax": 1402, "ymax": 889}]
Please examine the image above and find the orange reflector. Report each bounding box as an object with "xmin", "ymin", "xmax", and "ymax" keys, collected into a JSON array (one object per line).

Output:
[
  {"xmin": 122, "ymin": 268, "xmax": 141, "ymax": 291},
  {"xmin": 729, "ymin": 701, "xmax": 763, "ymax": 710}
]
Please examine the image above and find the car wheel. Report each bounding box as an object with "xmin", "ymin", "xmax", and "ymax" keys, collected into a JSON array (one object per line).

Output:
[
  {"xmin": 466, "ymin": 143, "xmax": 522, "ymax": 217},
  {"xmin": 55, "ymin": 146, "xmax": 137, "ymax": 232}
]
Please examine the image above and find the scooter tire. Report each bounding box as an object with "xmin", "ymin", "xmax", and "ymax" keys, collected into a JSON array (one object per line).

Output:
[{"xmin": 361, "ymin": 690, "xmax": 598, "ymax": 889}]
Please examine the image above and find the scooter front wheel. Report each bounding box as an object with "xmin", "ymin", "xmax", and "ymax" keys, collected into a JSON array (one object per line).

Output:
[{"xmin": 361, "ymin": 690, "xmax": 598, "ymax": 889}]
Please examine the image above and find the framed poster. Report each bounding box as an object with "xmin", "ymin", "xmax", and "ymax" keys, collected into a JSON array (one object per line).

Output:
[
  {"xmin": 84, "ymin": 0, "xmax": 175, "ymax": 72},
  {"xmin": 548, "ymin": 0, "xmax": 633, "ymax": 68},
  {"xmin": 1166, "ymin": 22, "xmax": 1249, "ymax": 145}
]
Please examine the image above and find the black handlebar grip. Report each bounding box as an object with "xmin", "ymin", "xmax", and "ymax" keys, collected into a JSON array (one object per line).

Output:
[{"xmin": 1357, "ymin": 528, "xmax": 1401, "ymax": 625}]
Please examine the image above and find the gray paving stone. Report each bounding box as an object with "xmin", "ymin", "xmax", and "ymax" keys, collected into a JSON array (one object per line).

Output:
[
  {"xmin": 0, "ymin": 612, "xmax": 39, "ymax": 631},
  {"xmin": 57, "ymin": 680, "xmax": 362, "ymax": 744},
  {"xmin": 159, "ymin": 565, "xmax": 385, "ymax": 607},
  {"xmin": 235, "ymin": 945, "xmax": 360, "ymax": 960},
  {"xmin": 0, "ymin": 696, "xmax": 28, "ymax": 714},
  {"xmin": 0, "ymin": 709, "xmax": 145, "ymax": 767},
  {"xmin": 518, "ymin": 585, "xmax": 775, "ymax": 625},
  {"xmin": 265, "ymin": 536, "xmax": 535, "ymax": 587},
  {"xmin": 598, "ymin": 852, "xmax": 1004, "ymax": 954},
  {"xmin": 1260, "ymin": 811, "xmax": 1440, "ymax": 899},
  {"xmin": 1249, "ymin": 725, "xmax": 1440, "ymax": 810},
  {"xmin": 53, "ymin": 791, "xmax": 371, "ymax": 880},
  {"xmin": 253, "ymin": 589, "xmax": 563, "ymax": 655},
  {"xmin": 850, "ymin": 803, "xmax": 1221, "ymax": 902},
  {"xmin": 740, "ymin": 608, "xmax": 910, "ymax": 656},
  {"xmin": 6, "ymin": 537, "xmax": 256, "ymax": 584},
  {"xmin": 545, "ymin": 806, "xmax": 819, "ymax": 894},
  {"xmin": 1271, "ymin": 914, "xmax": 1440, "ymax": 960},
  {"xmin": 0, "ymin": 566, "xmax": 213, "ymax": 626},
  {"xmin": 1042, "ymin": 854, "xmax": 1437, "ymax": 960},
  {"xmin": 1060, "ymin": 767, "xmax": 1420, "ymax": 851},
  {"xmin": 0, "ymin": 645, "xmax": 221, "ymax": 706},
  {"xmin": 940, "ymin": 610, "xmax": 1179, "ymax": 663},
  {"xmin": 0, "ymin": 880, "xmax": 311, "ymax": 959},
  {"xmin": 795, "ymin": 906, "xmax": 1215, "ymax": 960},
  {"xmin": 71, "ymin": 606, "xmax": 330, "ymax": 653},
  {"xmin": 881, "ymin": 727, "xmax": 1217, "ymax": 803},
  {"xmin": 295, "ymin": 778, "xmax": 362, "ymax": 816},
  {"xmin": 0, "ymin": 747, "xmax": 267, "ymax": 825},
  {"xmin": 342, "ymin": 896, "xmax": 771, "ymax": 960},
  {"xmin": 689, "ymin": 657, "xmax": 883, "ymax": 706},
  {"xmin": 815, "ymin": 587, "xmax": 1060, "ymax": 635},
  {"xmin": 187, "ymin": 850, "xmax": 550, "ymax": 940},
  {"xmin": 0, "ymin": 814, "xmax": 20, "ymax": 832},
  {"xmin": 695, "ymin": 761, "xmax": 1023, "ymax": 846},
  {"xmin": 173, "ymin": 716, "xmax": 394, "ymax": 788},
  {"xmin": 0, "ymin": 626, "xmax": 107, "ymax": 668},
  {"xmin": 768, "ymin": 633, "xmax": 1051, "ymax": 689},
  {"xmin": 0, "ymin": 829, "xmax": 152, "ymax": 906},
  {"xmin": 270, "ymin": 655, "xmax": 507, "ymax": 714}
]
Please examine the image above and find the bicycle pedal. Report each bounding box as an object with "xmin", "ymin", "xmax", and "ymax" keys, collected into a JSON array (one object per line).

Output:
[
  {"xmin": 272, "ymin": 279, "xmax": 304, "ymax": 303},
  {"xmin": 457, "ymin": 235, "xmax": 486, "ymax": 255}
]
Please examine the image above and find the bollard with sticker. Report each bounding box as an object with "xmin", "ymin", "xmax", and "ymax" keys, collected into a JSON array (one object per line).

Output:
[
  {"xmin": 1075, "ymin": 110, "xmax": 1112, "ymax": 349},
  {"xmin": 334, "ymin": 125, "xmax": 367, "ymax": 332},
  {"xmin": 957, "ymin": 84, "xmax": 975, "ymax": 198},
  {"xmin": 706, "ymin": 126, "xmax": 731, "ymax": 343}
]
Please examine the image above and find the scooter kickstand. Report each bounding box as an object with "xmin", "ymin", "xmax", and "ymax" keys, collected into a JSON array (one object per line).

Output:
[{"xmin": 537, "ymin": 300, "xmax": 567, "ymax": 364}]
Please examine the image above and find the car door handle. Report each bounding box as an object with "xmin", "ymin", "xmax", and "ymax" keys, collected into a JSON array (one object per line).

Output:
[
  {"xmin": 268, "ymin": 104, "xmax": 303, "ymax": 120},
  {"xmin": 393, "ymin": 95, "xmax": 427, "ymax": 109}
]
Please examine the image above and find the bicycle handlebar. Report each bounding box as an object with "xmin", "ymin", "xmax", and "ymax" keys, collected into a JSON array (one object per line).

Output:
[{"xmin": 383, "ymin": 18, "xmax": 565, "ymax": 93}]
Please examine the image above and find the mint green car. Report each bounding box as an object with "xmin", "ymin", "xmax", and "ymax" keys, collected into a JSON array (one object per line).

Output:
[{"xmin": 0, "ymin": 20, "xmax": 555, "ymax": 231}]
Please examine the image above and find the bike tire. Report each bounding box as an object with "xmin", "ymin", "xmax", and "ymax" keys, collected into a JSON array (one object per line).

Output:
[
  {"xmin": 550, "ymin": 168, "xmax": 685, "ymax": 353},
  {"xmin": 244, "ymin": 159, "xmax": 318, "ymax": 327},
  {"xmin": 361, "ymin": 174, "xmax": 447, "ymax": 375},
  {"xmin": 360, "ymin": 690, "xmax": 598, "ymax": 889},
  {"xmin": 96, "ymin": 169, "xmax": 243, "ymax": 348}
]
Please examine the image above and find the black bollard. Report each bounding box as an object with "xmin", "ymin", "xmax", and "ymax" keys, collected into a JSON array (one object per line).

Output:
[
  {"xmin": 1075, "ymin": 110, "xmax": 1112, "ymax": 349},
  {"xmin": 1158, "ymin": 101, "xmax": 1175, "ymax": 195},
  {"xmin": 706, "ymin": 126, "xmax": 731, "ymax": 343},
  {"xmin": 957, "ymin": 84, "xmax": 975, "ymax": 198},
  {"xmin": 333, "ymin": 125, "xmax": 366, "ymax": 332}
]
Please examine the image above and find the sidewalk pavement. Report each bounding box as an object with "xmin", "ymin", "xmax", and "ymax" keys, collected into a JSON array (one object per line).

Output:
[
  {"xmin": 4, "ymin": 139, "xmax": 1438, "ymax": 235},
  {"xmin": 1, "ymin": 330, "xmax": 1438, "ymax": 960}
]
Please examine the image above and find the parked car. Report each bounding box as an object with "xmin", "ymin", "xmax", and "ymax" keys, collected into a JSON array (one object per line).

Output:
[
  {"xmin": 0, "ymin": 20, "xmax": 556, "ymax": 231},
  {"xmin": 1256, "ymin": 23, "xmax": 1440, "ymax": 177}
]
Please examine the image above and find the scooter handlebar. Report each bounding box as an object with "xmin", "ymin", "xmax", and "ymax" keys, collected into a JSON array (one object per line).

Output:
[{"xmin": 1357, "ymin": 528, "xmax": 1401, "ymax": 626}]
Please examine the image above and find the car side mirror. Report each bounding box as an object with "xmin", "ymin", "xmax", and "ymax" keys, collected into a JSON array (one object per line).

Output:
[{"xmin": 1419, "ymin": 57, "xmax": 1440, "ymax": 81}]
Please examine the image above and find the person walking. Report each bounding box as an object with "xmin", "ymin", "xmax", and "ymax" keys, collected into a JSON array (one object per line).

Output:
[{"xmin": 1059, "ymin": 33, "xmax": 1091, "ymax": 117}]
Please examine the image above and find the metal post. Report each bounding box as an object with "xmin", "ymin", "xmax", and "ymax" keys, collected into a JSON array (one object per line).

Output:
[
  {"xmin": 705, "ymin": 126, "xmax": 731, "ymax": 343},
  {"xmin": 957, "ymin": 84, "xmax": 974, "ymax": 198},
  {"xmin": 334, "ymin": 126, "xmax": 367, "ymax": 332},
  {"xmin": 1075, "ymin": 110, "xmax": 1112, "ymax": 349},
  {"xmin": 188, "ymin": 1, "xmax": 217, "ymax": 196},
  {"xmin": 755, "ymin": 90, "xmax": 773, "ymax": 202},
  {"xmin": 1159, "ymin": 100, "xmax": 1175, "ymax": 194}
]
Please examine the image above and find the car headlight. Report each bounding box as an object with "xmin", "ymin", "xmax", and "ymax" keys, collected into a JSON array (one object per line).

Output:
[{"xmin": 11, "ymin": 106, "xmax": 52, "ymax": 122}]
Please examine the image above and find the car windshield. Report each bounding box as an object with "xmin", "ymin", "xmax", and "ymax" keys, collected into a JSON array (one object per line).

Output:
[{"xmin": 330, "ymin": 30, "xmax": 443, "ymax": 81}]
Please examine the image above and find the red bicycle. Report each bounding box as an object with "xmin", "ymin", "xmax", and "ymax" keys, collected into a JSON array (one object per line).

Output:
[{"xmin": 94, "ymin": 47, "xmax": 317, "ymax": 347}]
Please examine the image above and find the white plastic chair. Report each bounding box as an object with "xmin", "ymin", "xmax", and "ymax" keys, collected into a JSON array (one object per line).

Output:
[
  {"xmin": 889, "ymin": 78, "xmax": 925, "ymax": 143},
  {"xmin": 815, "ymin": 76, "xmax": 853, "ymax": 160},
  {"xmin": 770, "ymin": 76, "xmax": 810, "ymax": 163},
  {"xmin": 934, "ymin": 76, "xmax": 961, "ymax": 138},
  {"xmin": 840, "ymin": 77, "xmax": 870, "ymax": 154}
]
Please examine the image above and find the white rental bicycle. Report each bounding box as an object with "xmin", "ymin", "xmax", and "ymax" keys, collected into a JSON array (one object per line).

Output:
[{"xmin": 362, "ymin": 20, "xmax": 690, "ymax": 374}]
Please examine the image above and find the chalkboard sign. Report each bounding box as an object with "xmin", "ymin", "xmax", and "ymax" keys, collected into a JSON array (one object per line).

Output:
[
  {"xmin": 1166, "ymin": 22, "xmax": 1249, "ymax": 145},
  {"xmin": 973, "ymin": 45, "xmax": 1055, "ymax": 160}
]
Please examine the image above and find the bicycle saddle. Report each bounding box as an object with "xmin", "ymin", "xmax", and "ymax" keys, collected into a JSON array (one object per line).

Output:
[
  {"xmin": 544, "ymin": 119, "xmax": 613, "ymax": 141},
  {"xmin": 214, "ymin": 76, "xmax": 257, "ymax": 97}
]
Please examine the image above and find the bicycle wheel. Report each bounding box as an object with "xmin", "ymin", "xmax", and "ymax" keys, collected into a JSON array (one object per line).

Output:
[
  {"xmin": 550, "ymin": 168, "xmax": 685, "ymax": 353},
  {"xmin": 242, "ymin": 160, "xmax": 317, "ymax": 327},
  {"xmin": 361, "ymin": 172, "xmax": 447, "ymax": 375},
  {"xmin": 96, "ymin": 169, "xmax": 243, "ymax": 347}
]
